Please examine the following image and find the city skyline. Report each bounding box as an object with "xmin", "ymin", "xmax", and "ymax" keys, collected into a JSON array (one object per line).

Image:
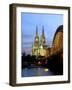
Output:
[{"xmin": 21, "ymin": 12, "xmax": 63, "ymax": 55}]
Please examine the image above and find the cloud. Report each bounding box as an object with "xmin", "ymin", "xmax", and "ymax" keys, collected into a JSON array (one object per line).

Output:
[
  {"xmin": 22, "ymin": 41, "xmax": 33, "ymax": 45},
  {"xmin": 22, "ymin": 33, "xmax": 33, "ymax": 38}
]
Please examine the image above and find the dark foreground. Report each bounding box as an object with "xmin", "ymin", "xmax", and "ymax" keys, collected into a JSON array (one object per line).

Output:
[{"xmin": 22, "ymin": 52, "xmax": 63, "ymax": 77}]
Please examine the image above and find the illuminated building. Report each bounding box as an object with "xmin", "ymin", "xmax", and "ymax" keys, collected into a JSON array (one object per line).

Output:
[{"xmin": 32, "ymin": 26, "xmax": 49, "ymax": 57}]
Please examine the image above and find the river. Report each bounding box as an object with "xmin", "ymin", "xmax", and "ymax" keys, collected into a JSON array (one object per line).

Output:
[{"xmin": 22, "ymin": 67, "xmax": 54, "ymax": 77}]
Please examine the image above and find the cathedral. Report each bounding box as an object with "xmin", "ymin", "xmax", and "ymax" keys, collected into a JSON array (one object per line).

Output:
[{"xmin": 32, "ymin": 26, "xmax": 49, "ymax": 57}]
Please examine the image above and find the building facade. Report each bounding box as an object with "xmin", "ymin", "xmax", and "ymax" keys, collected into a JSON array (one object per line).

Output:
[{"xmin": 32, "ymin": 26, "xmax": 49, "ymax": 57}]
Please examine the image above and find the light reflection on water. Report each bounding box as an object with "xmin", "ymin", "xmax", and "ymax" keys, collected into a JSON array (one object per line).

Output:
[{"xmin": 22, "ymin": 67, "xmax": 54, "ymax": 77}]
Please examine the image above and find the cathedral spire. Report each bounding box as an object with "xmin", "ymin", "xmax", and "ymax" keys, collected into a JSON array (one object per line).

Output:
[
  {"xmin": 40, "ymin": 26, "xmax": 45, "ymax": 46},
  {"xmin": 34, "ymin": 26, "xmax": 39, "ymax": 45},
  {"xmin": 42, "ymin": 26, "xmax": 44, "ymax": 37},
  {"xmin": 36, "ymin": 26, "xmax": 38, "ymax": 37}
]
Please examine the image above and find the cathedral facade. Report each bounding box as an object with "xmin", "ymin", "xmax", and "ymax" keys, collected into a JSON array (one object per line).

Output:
[{"xmin": 32, "ymin": 26, "xmax": 49, "ymax": 57}]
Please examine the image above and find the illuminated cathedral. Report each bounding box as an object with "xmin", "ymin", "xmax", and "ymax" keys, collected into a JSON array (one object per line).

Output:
[{"xmin": 32, "ymin": 26, "xmax": 49, "ymax": 57}]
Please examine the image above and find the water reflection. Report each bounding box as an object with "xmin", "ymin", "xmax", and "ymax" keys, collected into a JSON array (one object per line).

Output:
[{"xmin": 22, "ymin": 67, "xmax": 54, "ymax": 77}]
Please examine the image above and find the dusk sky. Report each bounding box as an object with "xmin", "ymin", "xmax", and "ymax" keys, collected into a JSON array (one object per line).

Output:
[{"xmin": 21, "ymin": 12, "xmax": 63, "ymax": 55}]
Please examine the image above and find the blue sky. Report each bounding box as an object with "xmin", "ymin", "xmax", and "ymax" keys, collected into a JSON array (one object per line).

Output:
[{"xmin": 21, "ymin": 12, "xmax": 63, "ymax": 55}]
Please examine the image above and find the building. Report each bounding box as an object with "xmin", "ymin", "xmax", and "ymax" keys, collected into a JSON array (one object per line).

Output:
[{"xmin": 32, "ymin": 26, "xmax": 49, "ymax": 57}]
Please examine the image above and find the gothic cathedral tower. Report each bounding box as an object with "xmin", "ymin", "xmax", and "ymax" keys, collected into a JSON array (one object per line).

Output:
[
  {"xmin": 34, "ymin": 26, "xmax": 39, "ymax": 46},
  {"xmin": 40, "ymin": 26, "xmax": 45, "ymax": 47},
  {"xmin": 32, "ymin": 26, "xmax": 39, "ymax": 56},
  {"xmin": 32, "ymin": 26, "xmax": 47, "ymax": 57},
  {"xmin": 39, "ymin": 26, "xmax": 46, "ymax": 56}
]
